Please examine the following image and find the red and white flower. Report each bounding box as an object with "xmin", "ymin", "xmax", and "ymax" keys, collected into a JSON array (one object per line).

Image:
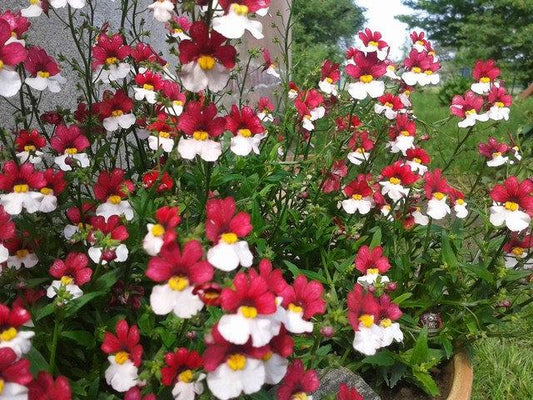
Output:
[
  {"xmin": 277, "ymin": 359, "xmax": 319, "ymax": 400},
  {"xmin": 148, "ymin": 0, "xmax": 175, "ymax": 22},
  {"xmin": 424, "ymin": 169, "xmax": 451, "ymax": 220},
  {"xmin": 450, "ymin": 91, "xmax": 489, "ymax": 128},
  {"xmin": 63, "ymin": 202, "xmax": 95, "ymax": 241},
  {"xmin": 101, "ymin": 320, "xmax": 143, "ymax": 393},
  {"xmin": 402, "ymin": 49, "xmax": 440, "ymax": 86},
  {"xmin": 95, "ymin": 90, "xmax": 136, "ymax": 132},
  {"xmin": 226, "ymin": 105, "xmax": 266, "ymax": 156},
  {"xmin": 87, "ymin": 215, "xmax": 130, "ymax": 264},
  {"xmin": 374, "ymin": 93, "xmax": 404, "ymax": 120},
  {"xmin": 4, "ymin": 237, "xmax": 39, "ymax": 271},
  {"xmin": 318, "ymin": 59, "xmax": 340, "ymax": 96},
  {"xmin": 487, "ymin": 86, "xmax": 511, "ymax": 121},
  {"xmin": 409, "ymin": 31, "xmax": 428, "ymax": 53},
  {"xmin": 261, "ymin": 48, "xmax": 280, "ymax": 79},
  {"xmin": 0, "ymin": 161, "xmax": 45, "ymax": 215},
  {"xmin": 379, "ymin": 161, "xmax": 419, "ymax": 202},
  {"xmin": 177, "ymin": 101, "xmax": 225, "ymax": 161},
  {"xmin": 47, "ymin": 252, "xmax": 92, "ymax": 301},
  {"xmin": 146, "ymin": 113, "xmax": 178, "ymax": 153},
  {"xmin": 471, "ymin": 59, "xmax": 500, "ymax": 94},
  {"xmin": 478, "ymin": 137, "xmax": 509, "ymax": 167},
  {"xmin": 94, "ymin": 169, "xmax": 134, "ymax": 221},
  {"xmin": 161, "ymin": 348, "xmax": 205, "ymax": 400},
  {"xmin": 133, "ymin": 70, "xmax": 164, "ymax": 104},
  {"xmin": 489, "ymin": 177, "xmax": 533, "ymax": 232},
  {"xmin": 342, "ymin": 175, "xmax": 374, "ymax": 215},
  {"xmin": 27, "ymin": 372, "xmax": 72, "ymax": 400},
  {"xmin": 346, "ymin": 50, "xmax": 386, "ymax": 100},
  {"xmin": 14, "ymin": 129, "xmax": 46, "ymax": 164},
  {"xmin": 50, "ymin": 124, "xmax": 91, "ymax": 171},
  {"xmin": 322, "ymin": 159, "xmax": 347, "ymax": 193},
  {"xmin": 0, "ymin": 206, "xmax": 15, "ymax": 264},
  {"xmin": 38, "ymin": 169, "xmax": 66, "ymax": 213},
  {"xmin": 167, "ymin": 15, "xmax": 192, "ymax": 40},
  {"xmin": 24, "ymin": 46, "xmax": 65, "ymax": 92},
  {"xmin": 355, "ymin": 245, "xmax": 391, "ymax": 286},
  {"xmin": 146, "ymin": 240, "xmax": 213, "ymax": 318},
  {"xmin": 288, "ymin": 81, "xmax": 299, "ymax": 99},
  {"xmin": 449, "ymin": 189, "xmax": 468, "ymax": 219},
  {"xmin": 0, "ymin": 11, "xmax": 30, "ymax": 46},
  {"xmin": 262, "ymin": 328, "xmax": 293, "ymax": 385},
  {"xmin": 178, "ymin": 21, "xmax": 236, "ymax": 92},
  {"xmin": 212, "ymin": 0, "xmax": 269, "ymax": 39},
  {"xmin": 406, "ymin": 147, "xmax": 430, "ymax": 175},
  {"xmin": 347, "ymin": 131, "xmax": 373, "ymax": 165},
  {"xmin": 92, "ymin": 33, "xmax": 131, "ymax": 83},
  {"xmin": 21, "ymin": 0, "xmax": 49, "ymax": 18},
  {"xmin": 387, "ymin": 114, "xmax": 416, "ymax": 155},
  {"xmin": 0, "ymin": 20, "xmax": 27, "ymax": 97},
  {"xmin": 384, "ymin": 60, "xmax": 400, "ymax": 80},
  {"xmin": 205, "ymin": 197, "xmax": 253, "ymax": 271},
  {"xmin": 161, "ymin": 80, "xmax": 186, "ymax": 117},
  {"xmin": 377, "ymin": 295, "xmax": 404, "ymax": 347},
  {"xmin": 0, "ymin": 348, "xmax": 32, "ymax": 399},
  {"xmin": 295, "ymin": 89, "xmax": 325, "ymax": 131},
  {"xmin": 503, "ymin": 234, "xmax": 532, "ymax": 269},
  {"xmin": 143, "ymin": 206, "xmax": 180, "ymax": 256},
  {"xmin": 0, "ymin": 304, "xmax": 34, "ymax": 358},
  {"xmin": 49, "ymin": 0, "xmax": 86, "ymax": 9},
  {"xmin": 256, "ymin": 96, "xmax": 274, "ymax": 122},
  {"xmin": 358, "ymin": 28, "xmax": 388, "ymax": 60}
]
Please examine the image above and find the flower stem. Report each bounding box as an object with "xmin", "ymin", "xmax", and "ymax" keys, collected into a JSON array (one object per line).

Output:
[{"xmin": 49, "ymin": 315, "xmax": 62, "ymax": 374}]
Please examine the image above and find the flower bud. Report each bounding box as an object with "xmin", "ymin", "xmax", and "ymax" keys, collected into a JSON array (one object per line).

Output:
[
  {"xmin": 385, "ymin": 282, "xmax": 398, "ymax": 292},
  {"xmin": 320, "ymin": 326, "xmax": 335, "ymax": 338},
  {"xmin": 102, "ymin": 249, "xmax": 117, "ymax": 262}
]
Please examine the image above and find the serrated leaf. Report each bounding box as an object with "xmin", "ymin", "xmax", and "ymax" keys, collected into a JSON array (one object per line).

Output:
[
  {"xmin": 463, "ymin": 263, "xmax": 493, "ymax": 283},
  {"xmin": 363, "ymin": 350, "xmax": 395, "ymax": 366},
  {"xmin": 410, "ymin": 327, "xmax": 429, "ymax": 365},
  {"xmin": 412, "ymin": 370, "xmax": 439, "ymax": 396}
]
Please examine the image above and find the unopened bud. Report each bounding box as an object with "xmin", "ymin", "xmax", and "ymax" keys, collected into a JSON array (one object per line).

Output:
[{"xmin": 320, "ymin": 326, "xmax": 335, "ymax": 338}]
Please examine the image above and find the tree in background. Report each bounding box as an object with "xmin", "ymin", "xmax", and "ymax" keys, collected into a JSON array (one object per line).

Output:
[
  {"xmin": 291, "ymin": 0, "xmax": 365, "ymax": 84},
  {"xmin": 399, "ymin": 0, "xmax": 533, "ymax": 87}
]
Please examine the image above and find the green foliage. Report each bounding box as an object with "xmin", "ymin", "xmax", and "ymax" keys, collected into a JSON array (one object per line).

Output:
[{"xmin": 438, "ymin": 75, "xmax": 471, "ymax": 106}]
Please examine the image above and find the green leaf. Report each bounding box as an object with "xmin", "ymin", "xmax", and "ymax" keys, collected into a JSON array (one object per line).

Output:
[
  {"xmin": 26, "ymin": 346, "xmax": 49, "ymax": 375},
  {"xmin": 412, "ymin": 370, "xmax": 439, "ymax": 396},
  {"xmin": 93, "ymin": 269, "xmax": 122, "ymax": 291},
  {"xmin": 503, "ymin": 269, "xmax": 533, "ymax": 282},
  {"xmin": 34, "ymin": 303, "xmax": 56, "ymax": 322},
  {"xmin": 137, "ymin": 312, "xmax": 155, "ymax": 336},
  {"xmin": 410, "ymin": 327, "xmax": 429, "ymax": 365},
  {"xmin": 283, "ymin": 260, "xmax": 327, "ymax": 283},
  {"xmin": 62, "ymin": 330, "xmax": 95, "ymax": 348},
  {"xmin": 363, "ymin": 350, "xmax": 395, "ymax": 366},
  {"xmin": 370, "ymin": 227, "xmax": 382, "ymax": 248},
  {"xmin": 65, "ymin": 291, "xmax": 106, "ymax": 318},
  {"xmin": 392, "ymin": 292, "xmax": 412, "ymax": 305},
  {"xmin": 463, "ymin": 263, "xmax": 494, "ymax": 283},
  {"xmin": 441, "ymin": 232, "xmax": 458, "ymax": 268}
]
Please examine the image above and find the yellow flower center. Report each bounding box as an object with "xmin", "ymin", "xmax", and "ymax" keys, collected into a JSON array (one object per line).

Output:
[
  {"xmin": 173, "ymin": 28, "xmax": 183, "ymax": 34},
  {"xmin": 198, "ymin": 55, "xmax": 216, "ymax": 71},
  {"xmin": 0, "ymin": 60, "xmax": 4, "ymax": 70},
  {"xmin": 143, "ymin": 83, "xmax": 154, "ymax": 91},
  {"xmin": 424, "ymin": 70, "xmax": 433, "ymax": 75},
  {"xmin": 159, "ymin": 131, "xmax": 170, "ymax": 139},
  {"xmin": 384, "ymin": 102, "xmax": 393, "ymax": 108},
  {"xmin": 480, "ymin": 77, "xmax": 490, "ymax": 83},
  {"xmin": 16, "ymin": 249, "xmax": 28, "ymax": 258},
  {"xmin": 114, "ymin": 351, "xmax": 129, "ymax": 365},
  {"xmin": 456, "ymin": 199, "xmax": 465, "ymax": 205},
  {"xmin": 389, "ymin": 177, "xmax": 401, "ymax": 185},
  {"xmin": 358, "ymin": 314, "xmax": 374, "ymax": 328},
  {"xmin": 227, "ymin": 354, "xmax": 246, "ymax": 371},
  {"xmin": 368, "ymin": 40, "xmax": 379, "ymax": 47},
  {"xmin": 492, "ymin": 152, "xmax": 502, "ymax": 158},
  {"xmin": 325, "ymin": 77, "xmax": 333, "ymax": 84},
  {"xmin": 355, "ymin": 147, "xmax": 364, "ymax": 154},
  {"xmin": 465, "ymin": 109, "xmax": 476, "ymax": 116},
  {"xmin": 400, "ymin": 130, "xmax": 410, "ymax": 136},
  {"xmin": 178, "ymin": 369, "xmax": 193, "ymax": 383},
  {"xmin": 367, "ymin": 268, "xmax": 379, "ymax": 275},
  {"xmin": 0, "ymin": 378, "xmax": 4, "ymax": 394},
  {"xmin": 108, "ymin": 195, "xmax": 122, "ymax": 205},
  {"xmin": 262, "ymin": 351, "xmax": 273, "ymax": 361},
  {"xmin": 433, "ymin": 192, "xmax": 445, "ymax": 201},
  {"xmin": 106, "ymin": 57, "xmax": 118, "ymax": 65},
  {"xmin": 412, "ymin": 67, "xmax": 422, "ymax": 74},
  {"xmin": 352, "ymin": 194, "xmax": 363, "ymax": 200},
  {"xmin": 111, "ymin": 110, "xmax": 123, "ymax": 117},
  {"xmin": 512, "ymin": 247, "xmax": 524, "ymax": 256},
  {"xmin": 193, "ymin": 130, "xmax": 208, "ymax": 141},
  {"xmin": 231, "ymin": 3, "xmax": 249, "ymax": 15},
  {"xmin": 504, "ymin": 201, "xmax": 519, "ymax": 211},
  {"xmin": 0, "ymin": 327, "xmax": 18, "ymax": 342},
  {"xmin": 495, "ymin": 101, "xmax": 505, "ymax": 108},
  {"xmin": 168, "ymin": 276, "xmax": 189, "ymax": 291},
  {"xmin": 60, "ymin": 276, "xmax": 73, "ymax": 285},
  {"xmin": 360, "ymin": 74, "xmax": 373, "ymax": 83},
  {"xmin": 151, "ymin": 224, "xmax": 165, "ymax": 237},
  {"xmin": 38, "ymin": 71, "xmax": 50, "ymax": 78},
  {"xmin": 240, "ymin": 306, "xmax": 258, "ymax": 319},
  {"xmin": 387, "ymin": 65, "xmax": 395, "ymax": 71},
  {"xmin": 65, "ymin": 147, "xmax": 78, "ymax": 155},
  {"xmin": 288, "ymin": 303, "xmax": 303, "ymax": 313},
  {"xmin": 415, "ymin": 40, "xmax": 424, "ymax": 45},
  {"xmin": 40, "ymin": 187, "xmax": 52, "ymax": 195},
  {"xmin": 14, "ymin": 184, "xmax": 29, "ymax": 193},
  {"xmin": 292, "ymin": 393, "xmax": 308, "ymax": 400},
  {"xmin": 221, "ymin": 232, "xmax": 238, "ymax": 244},
  {"xmin": 380, "ymin": 318, "xmax": 392, "ymax": 328},
  {"xmin": 173, "ymin": 100, "xmax": 183, "ymax": 106},
  {"xmin": 30, "ymin": 0, "xmax": 40, "ymax": 4},
  {"xmin": 413, "ymin": 157, "xmax": 422, "ymax": 164},
  {"xmin": 24, "ymin": 145, "xmax": 36, "ymax": 152},
  {"xmin": 238, "ymin": 128, "xmax": 252, "ymax": 138}
]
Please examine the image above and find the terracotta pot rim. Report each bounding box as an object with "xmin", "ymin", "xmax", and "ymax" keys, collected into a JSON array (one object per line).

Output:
[{"xmin": 446, "ymin": 351, "xmax": 473, "ymax": 400}]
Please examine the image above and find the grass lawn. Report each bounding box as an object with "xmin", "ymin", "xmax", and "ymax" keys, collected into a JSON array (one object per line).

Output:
[{"xmin": 411, "ymin": 90, "xmax": 533, "ymax": 400}]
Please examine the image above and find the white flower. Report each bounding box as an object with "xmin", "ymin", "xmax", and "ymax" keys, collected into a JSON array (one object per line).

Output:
[
  {"xmin": 180, "ymin": 61, "xmax": 230, "ymax": 93},
  {"xmin": 148, "ymin": 133, "xmax": 175, "ymax": 153},
  {"xmin": 379, "ymin": 181, "xmax": 410, "ymax": 202},
  {"xmin": 0, "ymin": 244, "xmax": 8, "ymax": 264},
  {"xmin": 172, "ymin": 374, "xmax": 205, "ymax": 400},
  {"xmin": 143, "ymin": 223, "xmax": 165, "ymax": 256},
  {"xmin": 352, "ymin": 323, "xmax": 382, "ymax": 356},
  {"xmin": 21, "ymin": 1, "xmax": 45, "ymax": 18},
  {"xmin": 357, "ymin": 272, "xmax": 389, "ymax": 287},
  {"xmin": 347, "ymin": 149, "xmax": 369, "ymax": 165},
  {"xmin": 489, "ymin": 202, "xmax": 531, "ymax": 232},
  {"xmin": 341, "ymin": 196, "xmax": 373, "ymax": 215},
  {"xmin": 230, "ymin": 133, "xmax": 266, "ymax": 156},
  {"xmin": 50, "ymin": 0, "xmax": 86, "ymax": 8},
  {"xmin": 26, "ymin": 73, "xmax": 66, "ymax": 93},
  {"xmin": 348, "ymin": 80, "xmax": 384, "ymax": 100},
  {"xmin": 207, "ymin": 239, "xmax": 253, "ymax": 272},
  {"xmin": 488, "ymin": 104, "xmax": 510, "ymax": 121},
  {"xmin": 262, "ymin": 353, "xmax": 288, "ymax": 385},
  {"xmin": 486, "ymin": 152, "xmax": 509, "ymax": 167},
  {"xmin": 105, "ymin": 355, "xmax": 138, "ymax": 393},
  {"xmin": 165, "ymin": 100, "xmax": 185, "ymax": 117},
  {"xmin": 402, "ymin": 70, "xmax": 440, "ymax": 86},
  {"xmin": 379, "ymin": 321, "xmax": 403, "ymax": 347},
  {"xmin": 279, "ymin": 303, "xmax": 313, "ymax": 334},
  {"xmin": 134, "ymin": 86, "xmax": 158, "ymax": 104},
  {"xmin": 0, "ymin": 328, "xmax": 34, "ymax": 358},
  {"xmin": 96, "ymin": 198, "xmax": 134, "ymax": 221},
  {"xmin": 454, "ymin": 199, "xmax": 468, "ymax": 219},
  {"xmin": 471, "ymin": 80, "xmax": 498, "ymax": 95},
  {"xmin": 207, "ymin": 356, "xmax": 265, "ymax": 400},
  {"xmin": 148, "ymin": 0, "xmax": 175, "ymax": 22},
  {"xmin": 374, "ymin": 103, "xmax": 398, "ymax": 120},
  {"xmin": 94, "ymin": 63, "xmax": 131, "ymax": 83},
  {"xmin": 387, "ymin": 135, "xmax": 414, "ymax": 155},
  {"xmin": 88, "ymin": 244, "xmax": 129, "ymax": 265},
  {"xmin": 0, "ymin": 382, "xmax": 28, "ymax": 400},
  {"xmin": 318, "ymin": 78, "xmax": 338, "ymax": 96},
  {"xmin": 54, "ymin": 152, "xmax": 90, "ymax": 171},
  {"xmin": 456, "ymin": 110, "xmax": 489, "ymax": 128},
  {"xmin": 218, "ymin": 306, "xmax": 280, "ymax": 347},
  {"xmin": 426, "ymin": 194, "xmax": 451, "ymax": 220},
  {"xmin": 380, "ymin": 205, "xmax": 394, "ymax": 220},
  {"xmin": 150, "ymin": 280, "xmax": 204, "ymax": 319},
  {"xmin": 103, "ymin": 112, "xmax": 136, "ymax": 132},
  {"xmin": 38, "ymin": 189, "xmax": 58, "ymax": 213},
  {"xmin": 16, "ymin": 150, "xmax": 43, "ymax": 165},
  {"xmin": 6, "ymin": 249, "xmax": 38, "ymax": 270},
  {"xmin": 46, "ymin": 277, "xmax": 84, "ymax": 300},
  {"xmin": 406, "ymin": 159, "xmax": 428, "ymax": 175},
  {"xmin": 385, "ymin": 65, "xmax": 400, "ymax": 80},
  {"xmin": 0, "ymin": 67, "xmax": 22, "ymax": 98},
  {"xmin": 178, "ymin": 136, "xmax": 222, "ymax": 162},
  {"xmin": 212, "ymin": 4, "xmax": 264, "ymax": 39},
  {"xmin": 412, "ymin": 208, "xmax": 429, "ymax": 226}
]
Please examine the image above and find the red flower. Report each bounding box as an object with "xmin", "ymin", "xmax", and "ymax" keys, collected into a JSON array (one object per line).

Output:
[
  {"xmin": 270, "ymin": 326, "xmax": 294, "ymax": 357},
  {"xmin": 359, "ymin": 28, "xmax": 388, "ymax": 49},
  {"xmin": 257, "ymin": 96, "xmax": 274, "ymax": 113},
  {"xmin": 124, "ymin": 387, "xmax": 156, "ymax": 400},
  {"xmin": 24, "ymin": 46, "xmax": 60, "ymax": 77},
  {"xmin": 377, "ymin": 93, "xmax": 404, "ymax": 111},
  {"xmin": 347, "ymin": 284, "xmax": 380, "ymax": 331},
  {"xmin": 40, "ymin": 111, "xmax": 63, "ymax": 125},
  {"xmin": 255, "ymin": 259, "xmax": 292, "ymax": 298},
  {"xmin": 89, "ymin": 215, "xmax": 129, "ymax": 242},
  {"xmin": 160, "ymin": 80, "xmax": 186, "ymax": 105},
  {"xmin": 178, "ymin": 101, "xmax": 226, "ymax": 139},
  {"xmin": 281, "ymin": 275, "xmax": 326, "ymax": 320},
  {"xmin": 410, "ymin": 31, "xmax": 427, "ymax": 46},
  {"xmin": 15, "ymin": 129, "xmax": 47, "ymax": 152},
  {"xmin": 261, "ymin": 48, "xmax": 275, "ymax": 71},
  {"xmin": 93, "ymin": 168, "xmax": 134, "ymax": 203},
  {"xmin": 348, "ymin": 130, "xmax": 374, "ymax": 152},
  {"xmin": 0, "ymin": 161, "xmax": 46, "ymax": 192},
  {"xmin": 134, "ymin": 70, "xmax": 164, "ymax": 92},
  {"xmin": 388, "ymin": 113, "xmax": 416, "ymax": 140},
  {"xmin": 92, "ymin": 32, "xmax": 130, "ymax": 69},
  {"xmin": 178, "ymin": 21, "xmax": 236, "ymax": 69},
  {"xmin": 161, "ymin": 348, "xmax": 203, "ymax": 386},
  {"xmin": 423, "ymin": 169, "xmax": 450, "ymax": 199},
  {"xmin": 101, "ymin": 320, "xmax": 143, "ymax": 367},
  {"xmin": 193, "ymin": 282, "xmax": 222, "ymax": 306},
  {"xmin": 0, "ymin": 11, "xmax": 30, "ymax": 39},
  {"xmin": 219, "ymin": 0, "xmax": 269, "ymax": 13},
  {"xmin": 131, "ymin": 42, "xmax": 167, "ymax": 66},
  {"xmin": 205, "ymin": 197, "xmax": 252, "ymax": 244},
  {"xmin": 321, "ymin": 59, "xmax": 340, "ymax": 83},
  {"xmin": 381, "ymin": 161, "xmax": 419, "ymax": 185},
  {"xmin": 478, "ymin": 137, "xmax": 508, "ymax": 159},
  {"xmin": 344, "ymin": 174, "xmax": 373, "ymax": 198},
  {"xmin": 153, "ymin": 206, "xmax": 181, "ymax": 242},
  {"xmin": 488, "ymin": 86, "xmax": 512, "ymax": 107},
  {"xmin": 146, "ymin": 240, "xmax": 213, "ymax": 284},
  {"xmin": 337, "ymin": 383, "xmax": 363, "ymax": 400},
  {"xmin": 450, "ymin": 91, "xmax": 484, "ymax": 118},
  {"xmin": 378, "ymin": 294, "xmax": 402, "ymax": 323},
  {"xmin": 277, "ymin": 359, "xmax": 319, "ymax": 400},
  {"xmin": 28, "ymin": 372, "xmax": 72, "ymax": 400},
  {"xmin": 220, "ymin": 271, "xmax": 276, "ymax": 314},
  {"xmin": 355, "ymin": 245, "xmax": 391, "ymax": 275},
  {"xmin": 346, "ymin": 50, "xmax": 386, "ymax": 80},
  {"xmin": 94, "ymin": 90, "xmax": 134, "ymax": 120},
  {"xmin": 50, "ymin": 124, "xmax": 90, "ymax": 154},
  {"xmin": 0, "ymin": 348, "xmax": 32, "ymax": 386},
  {"xmin": 406, "ymin": 147, "xmax": 430, "ymax": 164},
  {"xmin": 226, "ymin": 105, "xmax": 264, "ymax": 137},
  {"xmin": 0, "ymin": 19, "xmax": 27, "ymax": 67},
  {"xmin": 490, "ymin": 177, "xmax": 533, "ymax": 214},
  {"xmin": 0, "ymin": 303, "xmax": 31, "ymax": 330},
  {"xmin": 0, "ymin": 205, "xmax": 16, "ymax": 243},
  {"xmin": 322, "ymin": 159, "xmax": 348, "ymax": 194},
  {"xmin": 503, "ymin": 234, "xmax": 533, "ymax": 254},
  {"xmin": 472, "ymin": 59, "xmax": 500, "ymax": 83},
  {"xmin": 66, "ymin": 202, "xmax": 95, "ymax": 226},
  {"xmin": 49, "ymin": 252, "xmax": 92, "ymax": 286},
  {"xmin": 42, "ymin": 169, "xmax": 66, "ymax": 195},
  {"xmin": 337, "ymin": 115, "xmax": 362, "ymax": 132},
  {"xmin": 141, "ymin": 170, "xmax": 174, "ymax": 193}
]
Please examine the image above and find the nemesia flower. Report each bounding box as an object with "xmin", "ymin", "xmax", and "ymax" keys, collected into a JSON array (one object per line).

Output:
[
  {"xmin": 277, "ymin": 359, "xmax": 319, "ymax": 400},
  {"xmin": 63, "ymin": 202, "xmax": 95, "ymax": 241},
  {"xmin": 94, "ymin": 169, "xmax": 135, "ymax": 221},
  {"xmin": 0, "ymin": 20, "xmax": 27, "ymax": 97},
  {"xmin": 346, "ymin": 50, "xmax": 386, "ymax": 100},
  {"xmin": 478, "ymin": 137, "xmax": 509, "ymax": 167},
  {"xmin": 261, "ymin": 48, "xmax": 280, "ymax": 79},
  {"xmin": 146, "ymin": 113, "xmax": 178, "ymax": 153},
  {"xmin": 161, "ymin": 348, "xmax": 205, "ymax": 400},
  {"xmin": 148, "ymin": 0, "xmax": 175, "ymax": 22},
  {"xmin": 133, "ymin": 70, "xmax": 164, "ymax": 104},
  {"xmin": 0, "ymin": 161, "xmax": 45, "ymax": 215},
  {"xmin": 92, "ymin": 33, "xmax": 131, "ymax": 83},
  {"xmin": 379, "ymin": 161, "xmax": 419, "ymax": 202},
  {"xmin": 322, "ymin": 159, "xmax": 347, "ymax": 193},
  {"xmin": 124, "ymin": 387, "xmax": 156, "ymax": 400},
  {"xmin": 358, "ymin": 28, "xmax": 388, "ymax": 60},
  {"xmin": 177, "ymin": 101, "xmax": 225, "ymax": 161},
  {"xmin": 143, "ymin": 206, "xmax": 180, "ymax": 256},
  {"xmin": 178, "ymin": 21, "xmax": 236, "ymax": 92},
  {"xmin": 342, "ymin": 175, "xmax": 374, "ymax": 215},
  {"xmin": 489, "ymin": 176, "xmax": 533, "ymax": 232},
  {"xmin": 347, "ymin": 130, "xmax": 373, "ymax": 165},
  {"xmin": 450, "ymin": 91, "xmax": 489, "ymax": 128},
  {"xmin": 503, "ymin": 234, "xmax": 533, "ymax": 269},
  {"xmin": 193, "ymin": 282, "xmax": 222, "ymax": 306},
  {"xmin": 87, "ymin": 215, "xmax": 130, "ymax": 264},
  {"xmin": 409, "ymin": 31, "xmax": 428, "ymax": 52},
  {"xmin": 387, "ymin": 114, "xmax": 416, "ymax": 155},
  {"xmin": 4, "ymin": 238, "xmax": 39, "ymax": 271},
  {"xmin": 347, "ymin": 284, "xmax": 381, "ymax": 355},
  {"xmin": 374, "ymin": 93, "xmax": 404, "ymax": 120},
  {"xmin": 49, "ymin": 0, "xmax": 86, "ymax": 9},
  {"xmin": 399, "ymin": 84, "xmax": 413, "ymax": 107},
  {"xmin": 160, "ymin": 80, "xmax": 186, "ymax": 117},
  {"xmin": 24, "ymin": 46, "xmax": 66, "ymax": 92},
  {"xmin": 0, "ymin": 304, "xmax": 34, "ymax": 358},
  {"xmin": 28, "ymin": 372, "xmax": 72, "ymax": 400},
  {"xmin": 288, "ymin": 81, "xmax": 299, "ymax": 99},
  {"xmin": 21, "ymin": 0, "xmax": 49, "ymax": 18},
  {"xmin": 14, "ymin": 129, "xmax": 46, "ymax": 164},
  {"xmin": 408, "ymin": 206, "xmax": 429, "ymax": 227},
  {"xmin": 101, "ymin": 320, "xmax": 143, "ymax": 393},
  {"xmin": 256, "ymin": 96, "xmax": 274, "ymax": 122},
  {"xmin": 355, "ymin": 245, "xmax": 391, "ymax": 286},
  {"xmin": 384, "ymin": 60, "xmax": 400, "ymax": 80},
  {"xmin": 0, "ymin": 12, "xmax": 30, "ymax": 46},
  {"xmin": 318, "ymin": 59, "xmax": 340, "ymax": 96},
  {"xmin": 94, "ymin": 90, "xmax": 136, "ymax": 132},
  {"xmin": 0, "ymin": 348, "xmax": 32, "ymax": 399},
  {"xmin": 337, "ymin": 383, "xmax": 363, "ymax": 400},
  {"xmin": 424, "ymin": 169, "xmax": 451, "ymax": 220},
  {"xmin": 262, "ymin": 327, "xmax": 293, "ymax": 385},
  {"xmin": 295, "ymin": 89, "xmax": 325, "ymax": 131},
  {"xmin": 406, "ymin": 147, "xmax": 430, "ymax": 175},
  {"xmin": 131, "ymin": 42, "xmax": 167, "ymax": 67},
  {"xmin": 376, "ymin": 294, "xmax": 403, "ymax": 347},
  {"xmin": 50, "ymin": 124, "xmax": 91, "ymax": 171},
  {"xmin": 0, "ymin": 206, "xmax": 15, "ymax": 264},
  {"xmin": 204, "ymin": 325, "xmax": 269, "ymax": 400},
  {"xmin": 146, "ymin": 240, "xmax": 213, "ymax": 318},
  {"xmin": 205, "ymin": 197, "xmax": 253, "ymax": 271},
  {"xmin": 402, "ymin": 49, "xmax": 440, "ymax": 86},
  {"xmin": 218, "ymin": 271, "xmax": 279, "ymax": 346},
  {"xmin": 142, "ymin": 170, "xmax": 174, "ymax": 193},
  {"xmin": 167, "ymin": 15, "xmax": 192, "ymax": 40},
  {"xmin": 212, "ymin": 0, "xmax": 269, "ymax": 39},
  {"xmin": 449, "ymin": 188, "xmax": 468, "ymax": 219},
  {"xmin": 471, "ymin": 59, "xmax": 500, "ymax": 94},
  {"xmin": 487, "ymin": 86, "xmax": 511, "ymax": 121},
  {"xmin": 47, "ymin": 252, "xmax": 92, "ymax": 301},
  {"xmin": 38, "ymin": 169, "xmax": 66, "ymax": 213},
  {"xmin": 226, "ymin": 105, "xmax": 266, "ymax": 156}
]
